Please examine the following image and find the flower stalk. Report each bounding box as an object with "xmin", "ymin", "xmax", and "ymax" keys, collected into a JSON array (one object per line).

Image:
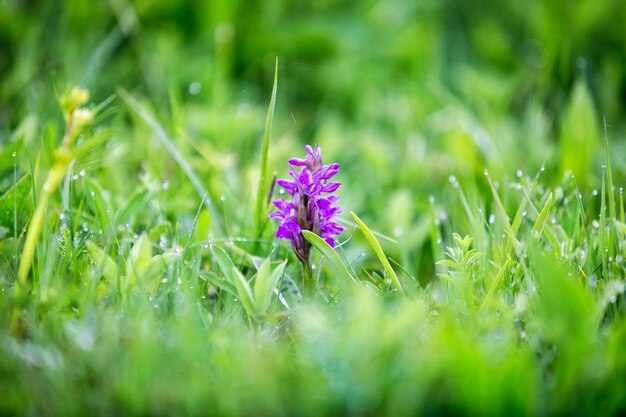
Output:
[{"xmin": 17, "ymin": 86, "xmax": 94, "ymax": 292}]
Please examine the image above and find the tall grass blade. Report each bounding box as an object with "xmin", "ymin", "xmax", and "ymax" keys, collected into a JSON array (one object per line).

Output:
[{"xmin": 254, "ymin": 57, "xmax": 279, "ymax": 238}]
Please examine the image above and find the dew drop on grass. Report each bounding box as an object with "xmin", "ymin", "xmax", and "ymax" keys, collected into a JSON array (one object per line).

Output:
[
  {"xmin": 615, "ymin": 255, "xmax": 623, "ymax": 263},
  {"xmin": 522, "ymin": 210, "xmax": 527, "ymax": 217},
  {"xmin": 393, "ymin": 226, "xmax": 403, "ymax": 237},
  {"xmin": 162, "ymin": 181, "xmax": 170, "ymax": 191},
  {"xmin": 592, "ymin": 189, "xmax": 598, "ymax": 196},
  {"xmin": 436, "ymin": 238, "xmax": 442, "ymax": 244},
  {"xmin": 610, "ymin": 295, "xmax": 617, "ymax": 304},
  {"xmin": 79, "ymin": 170, "xmax": 85, "ymax": 177},
  {"xmin": 448, "ymin": 175, "xmax": 458, "ymax": 188},
  {"xmin": 516, "ymin": 183, "xmax": 522, "ymax": 190},
  {"xmin": 516, "ymin": 169, "xmax": 523, "ymax": 178},
  {"xmin": 72, "ymin": 174, "xmax": 79, "ymax": 181},
  {"xmin": 428, "ymin": 195, "xmax": 435, "ymax": 204},
  {"xmin": 11, "ymin": 151, "xmax": 16, "ymax": 157},
  {"xmin": 161, "ymin": 278, "xmax": 168, "ymax": 284},
  {"xmin": 90, "ymin": 191, "xmax": 95, "ymax": 197},
  {"xmin": 188, "ymin": 82, "xmax": 202, "ymax": 95},
  {"xmin": 520, "ymin": 331, "xmax": 526, "ymax": 339},
  {"xmin": 488, "ymin": 214, "xmax": 495, "ymax": 224},
  {"xmin": 540, "ymin": 165, "xmax": 545, "ymax": 172},
  {"xmin": 279, "ymin": 189, "xmax": 285, "ymax": 195}
]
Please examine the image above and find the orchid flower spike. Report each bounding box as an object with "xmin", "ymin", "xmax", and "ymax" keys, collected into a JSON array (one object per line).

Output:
[{"xmin": 269, "ymin": 145, "xmax": 345, "ymax": 263}]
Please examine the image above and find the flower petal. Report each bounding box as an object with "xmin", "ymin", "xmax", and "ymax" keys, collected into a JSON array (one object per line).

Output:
[
  {"xmin": 276, "ymin": 179, "xmax": 297, "ymax": 195},
  {"xmin": 272, "ymin": 199, "xmax": 293, "ymax": 212},
  {"xmin": 288, "ymin": 158, "xmax": 307, "ymax": 166},
  {"xmin": 316, "ymin": 163, "xmax": 340, "ymax": 180},
  {"xmin": 321, "ymin": 182, "xmax": 341, "ymax": 193}
]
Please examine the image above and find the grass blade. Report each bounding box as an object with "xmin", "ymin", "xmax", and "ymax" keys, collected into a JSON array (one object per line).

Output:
[
  {"xmin": 350, "ymin": 211, "xmax": 405, "ymax": 294},
  {"xmin": 210, "ymin": 243, "xmax": 256, "ymax": 316},
  {"xmin": 254, "ymin": 57, "xmax": 279, "ymax": 238}
]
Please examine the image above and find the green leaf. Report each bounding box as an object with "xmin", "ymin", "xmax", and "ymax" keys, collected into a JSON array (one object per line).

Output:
[
  {"xmin": 253, "ymin": 259, "xmax": 286, "ymax": 315},
  {"xmin": 210, "ymin": 244, "xmax": 256, "ymax": 316},
  {"xmin": 126, "ymin": 234, "xmax": 152, "ymax": 281},
  {"xmin": 254, "ymin": 57, "xmax": 279, "ymax": 237},
  {"xmin": 87, "ymin": 241, "xmax": 118, "ymax": 281},
  {"xmin": 202, "ymin": 271, "xmax": 238, "ymax": 297},
  {"xmin": 350, "ymin": 211, "xmax": 404, "ymax": 294},
  {"xmin": 302, "ymin": 230, "xmax": 359, "ymax": 287},
  {"xmin": 0, "ymin": 174, "xmax": 33, "ymax": 234},
  {"xmin": 559, "ymin": 79, "xmax": 599, "ymax": 183}
]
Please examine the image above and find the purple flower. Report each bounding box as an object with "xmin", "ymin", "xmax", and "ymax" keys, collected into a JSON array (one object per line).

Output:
[{"xmin": 269, "ymin": 145, "xmax": 345, "ymax": 261}]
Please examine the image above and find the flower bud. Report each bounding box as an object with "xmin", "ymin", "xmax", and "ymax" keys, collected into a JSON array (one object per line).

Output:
[{"xmin": 72, "ymin": 108, "xmax": 94, "ymax": 130}]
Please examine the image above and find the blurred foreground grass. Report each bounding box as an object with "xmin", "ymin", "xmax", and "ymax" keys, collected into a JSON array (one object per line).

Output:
[{"xmin": 1, "ymin": 1, "xmax": 626, "ymax": 415}]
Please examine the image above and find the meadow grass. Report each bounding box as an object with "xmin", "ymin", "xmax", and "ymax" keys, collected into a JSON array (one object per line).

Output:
[{"xmin": 2, "ymin": 1, "xmax": 626, "ymax": 416}]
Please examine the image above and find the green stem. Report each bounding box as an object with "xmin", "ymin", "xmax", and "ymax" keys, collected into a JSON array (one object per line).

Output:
[
  {"xmin": 17, "ymin": 158, "xmax": 69, "ymax": 291},
  {"xmin": 302, "ymin": 258, "xmax": 313, "ymax": 297}
]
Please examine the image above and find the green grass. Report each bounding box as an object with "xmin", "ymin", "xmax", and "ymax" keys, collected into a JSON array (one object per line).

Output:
[{"xmin": 2, "ymin": 1, "xmax": 626, "ymax": 415}]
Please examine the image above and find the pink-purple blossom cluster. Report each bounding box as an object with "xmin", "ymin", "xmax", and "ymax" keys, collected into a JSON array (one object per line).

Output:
[{"xmin": 269, "ymin": 145, "xmax": 345, "ymax": 261}]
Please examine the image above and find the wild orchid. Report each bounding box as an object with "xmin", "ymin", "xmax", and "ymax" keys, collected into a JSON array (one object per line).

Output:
[{"xmin": 269, "ymin": 145, "xmax": 345, "ymax": 291}]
